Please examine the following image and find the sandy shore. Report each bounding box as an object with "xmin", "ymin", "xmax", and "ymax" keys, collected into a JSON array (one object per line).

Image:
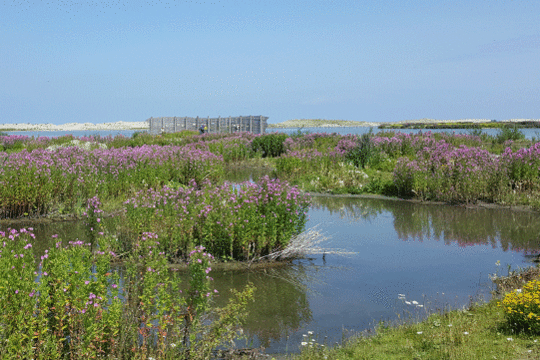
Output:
[
  {"xmin": 0, "ymin": 121, "xmax": 149, "ymax": 131},
  {"xmin": 267, "ymin": 118, "xmax": 540, "ymax": 128}
]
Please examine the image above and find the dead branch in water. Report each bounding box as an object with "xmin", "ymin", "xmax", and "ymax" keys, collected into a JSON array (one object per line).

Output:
[{"xmin": 255, "ymin": 224, "xmax": 356, "ymax": 262}]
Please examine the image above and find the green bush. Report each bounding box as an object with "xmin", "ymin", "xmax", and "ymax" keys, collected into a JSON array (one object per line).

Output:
[
  {"xmin": 495, "ymin": 125, "xmax": 525, "ymax": 144},
  {"xmin": 250, "ymin": 133, "xmax": 289, "ymax": 158},
  {"xmin": 345, "ymin": 129, "xmax": 374, "ymax": 168}
]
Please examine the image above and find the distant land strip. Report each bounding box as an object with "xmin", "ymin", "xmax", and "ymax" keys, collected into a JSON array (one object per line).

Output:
[
  {"xmin": 267, "ymin": 118, "xmax": 540, "ymax": 129},
  {"xmin": 266, "ymin": 119, "xmax": 380, "ymax": 128}
]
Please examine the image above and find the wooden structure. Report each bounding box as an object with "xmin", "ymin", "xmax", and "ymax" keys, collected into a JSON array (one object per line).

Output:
[{"xmin": 147, "ymin": 115, "xmax": 269, "ymax": 135}]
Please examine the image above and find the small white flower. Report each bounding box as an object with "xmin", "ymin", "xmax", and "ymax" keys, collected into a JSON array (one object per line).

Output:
[
  {"xmin": 529, "ymin": 350, "xmax": 533, "ymax": 353},
  {"xmin": 463, "ymin": 332, "xmax": 469, "ymax": 335},
  {"xmin": 170, "ymin": 343, "xmax": 176, "ymax": 348},
  {"xmin": 516, "ymin": 289, "xmax": 522, "ymax": 294},
  {"xmin": 308, "ymin": 331, "xmax": 313, "ymax": 335},
  {"xmin": 301, "ymin": 342, "xmax": 307, "ymax": 346},
  {"xmin": 447, "ymin": 324, "xmax": 453, "ymax": 327},
  {"xmin": 398, "ymin": 293, "xmax": 405, "ymax": 297},
  {"xmin": 417, "ymin": 304, "xmax": 424, "ymax": 308},
  {"xmin": 405, "ymin": 301, "xmax": 411, "ymax": 305},
  {"xmin": 412, "ymin": 301, "xmax": 418, "ymax": 305},
  {"xmin": 535, "ymin": 340, "xmax": 538, "ymax": 343},
  {"xmin": 507, "ymin": 338, "xmax": 513, "ymax": 341},
  {"xmin": 417, "ymin": 331, "xmax": 423, "ymax": 334}
]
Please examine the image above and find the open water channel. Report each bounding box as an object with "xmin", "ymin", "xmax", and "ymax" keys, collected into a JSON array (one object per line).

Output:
[{"xmin": 2, "ymin": 195, "xmax": 539, "ymax": 356}]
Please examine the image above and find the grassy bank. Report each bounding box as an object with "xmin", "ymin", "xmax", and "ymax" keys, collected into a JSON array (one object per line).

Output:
[{"xmin": 289, "ymin": 266, "xmax": 540, "ymax": 360}]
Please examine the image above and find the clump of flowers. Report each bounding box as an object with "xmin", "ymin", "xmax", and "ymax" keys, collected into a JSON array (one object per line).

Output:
[
  {"xmin": 499, "ymin": 279, "xmax": 540, "ymax": 333},
  {"xmin": 299, "ymin": 331, "xmax": 328, "ymax": 358}
]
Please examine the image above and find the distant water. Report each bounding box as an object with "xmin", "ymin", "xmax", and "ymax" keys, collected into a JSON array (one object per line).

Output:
[
  {"xmin": 4, "ymin": 127, "xmax": 540, "ymax": 141},
  {"xmin": 267, "ymin": 126, "xmax": 540, "ymax": 140},
  {"xmin": 3, "ymin": 129, "xmax": 145, "ymax": 138}
]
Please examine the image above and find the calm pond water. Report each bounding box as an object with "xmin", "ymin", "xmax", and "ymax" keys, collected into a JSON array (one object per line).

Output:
[{"xmin": 2, "ymin": 196, "xmax": 539, "ymax": 356}]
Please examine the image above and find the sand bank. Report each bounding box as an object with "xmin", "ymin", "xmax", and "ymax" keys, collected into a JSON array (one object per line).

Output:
[{"xmin": 0, "ymin": 121, "xmax": 149, "ymax": 131}]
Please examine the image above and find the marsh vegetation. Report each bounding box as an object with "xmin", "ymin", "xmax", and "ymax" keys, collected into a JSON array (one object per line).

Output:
[{"xmin": 2, "ymin": 127, "xmax": 540, "ymax": 358}]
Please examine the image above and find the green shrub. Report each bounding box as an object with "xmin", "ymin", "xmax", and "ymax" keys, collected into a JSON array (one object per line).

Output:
[
  {"xmin": 289, "ymin": 127, "xmax": 311, "ymax": 139},
  {"xmin": 495, "ymin": 125, "xmax": 525, "ymax": 144},
  {"xmin": 499, "ymin": 279, "xmax": 540, "ymax": 334},
  {"xmin": 345, "ymin": 129, "xmax": 374, "ymax": 168},
  {"xmin": 250, "ymin": 133, "xmax": 289, "ymax": 158}
]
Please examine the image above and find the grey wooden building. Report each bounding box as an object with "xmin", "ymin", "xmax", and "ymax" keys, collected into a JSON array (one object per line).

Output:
[{"xmin": 147, "ymin": 115, "xmax": 269, "ymax": 135}]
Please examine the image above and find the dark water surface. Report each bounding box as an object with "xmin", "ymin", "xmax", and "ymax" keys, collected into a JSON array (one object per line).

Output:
[{"xmin": 1, "ymin": 197, "xmax": 539, "ymax": 356}]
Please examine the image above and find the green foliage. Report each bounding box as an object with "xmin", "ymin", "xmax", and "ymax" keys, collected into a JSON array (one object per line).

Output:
[
  {"xmin": 362, "ymin": 172, "xmax": 397, "ymax": 196},
  {"xmin": 289, "ymin": 127, "xmax": 311, "ymax": 139},
  {"xmin": 467, "ymin": 126, "xmax": 484, "ymax": 138},
  {"xmin": 345, "ymin": 129, "xmax": 374, "ymax": 169},
  {"xmin": 250, "ymin": 133, "xmax": 289, "ymax": 158},
  {"xmin": 275, "ymin": 156, "xmax": 303, "ymax": 178},
  {"xmin": 495, "ymin": 125, "xmax": 525, "ymax": 144},
  {"xmin": 0, "ymin": 197, "xmax": 256, "ymax": 358},
  {"xmin": 124, "ymin": 177, "xmax": 310, "ymax": 261},
  {"xmin": 48, "ymin": 134, "xmax": 76, "ymax": 147},
  {"xmin": 206, "ymin": 140, "xmax": 253, "ymax": 162}
]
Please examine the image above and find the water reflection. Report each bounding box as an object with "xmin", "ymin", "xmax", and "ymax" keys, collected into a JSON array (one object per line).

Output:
[
  {"xmin": 310, "ymin": 196, "xmax": 540, "ymax": 254},
  {"xmin": 0, "ymin": 219, "xmax": 86, "ymax": 257},
  {"xmin": 208, "ymin": 264, "xmax": 314, "ymax": 348}
]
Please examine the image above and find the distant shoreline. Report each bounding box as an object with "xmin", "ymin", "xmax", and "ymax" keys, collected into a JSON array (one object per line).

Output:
[
  {"xmin": 267, "ymin": 118, "xmax": 540, "ymax": 129},
  {"xmin": 2, "ymin": 118, "xmax": 540, "ymax": 132},
  {"xmin": 0, "ymin": 121, "xmax": 148, "ymax": 132}
]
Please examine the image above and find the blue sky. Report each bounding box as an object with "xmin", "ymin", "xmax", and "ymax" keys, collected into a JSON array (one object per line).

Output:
[{"xmin": 1, "ymin": 0, "xmax": 539, "ymax": 125}]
